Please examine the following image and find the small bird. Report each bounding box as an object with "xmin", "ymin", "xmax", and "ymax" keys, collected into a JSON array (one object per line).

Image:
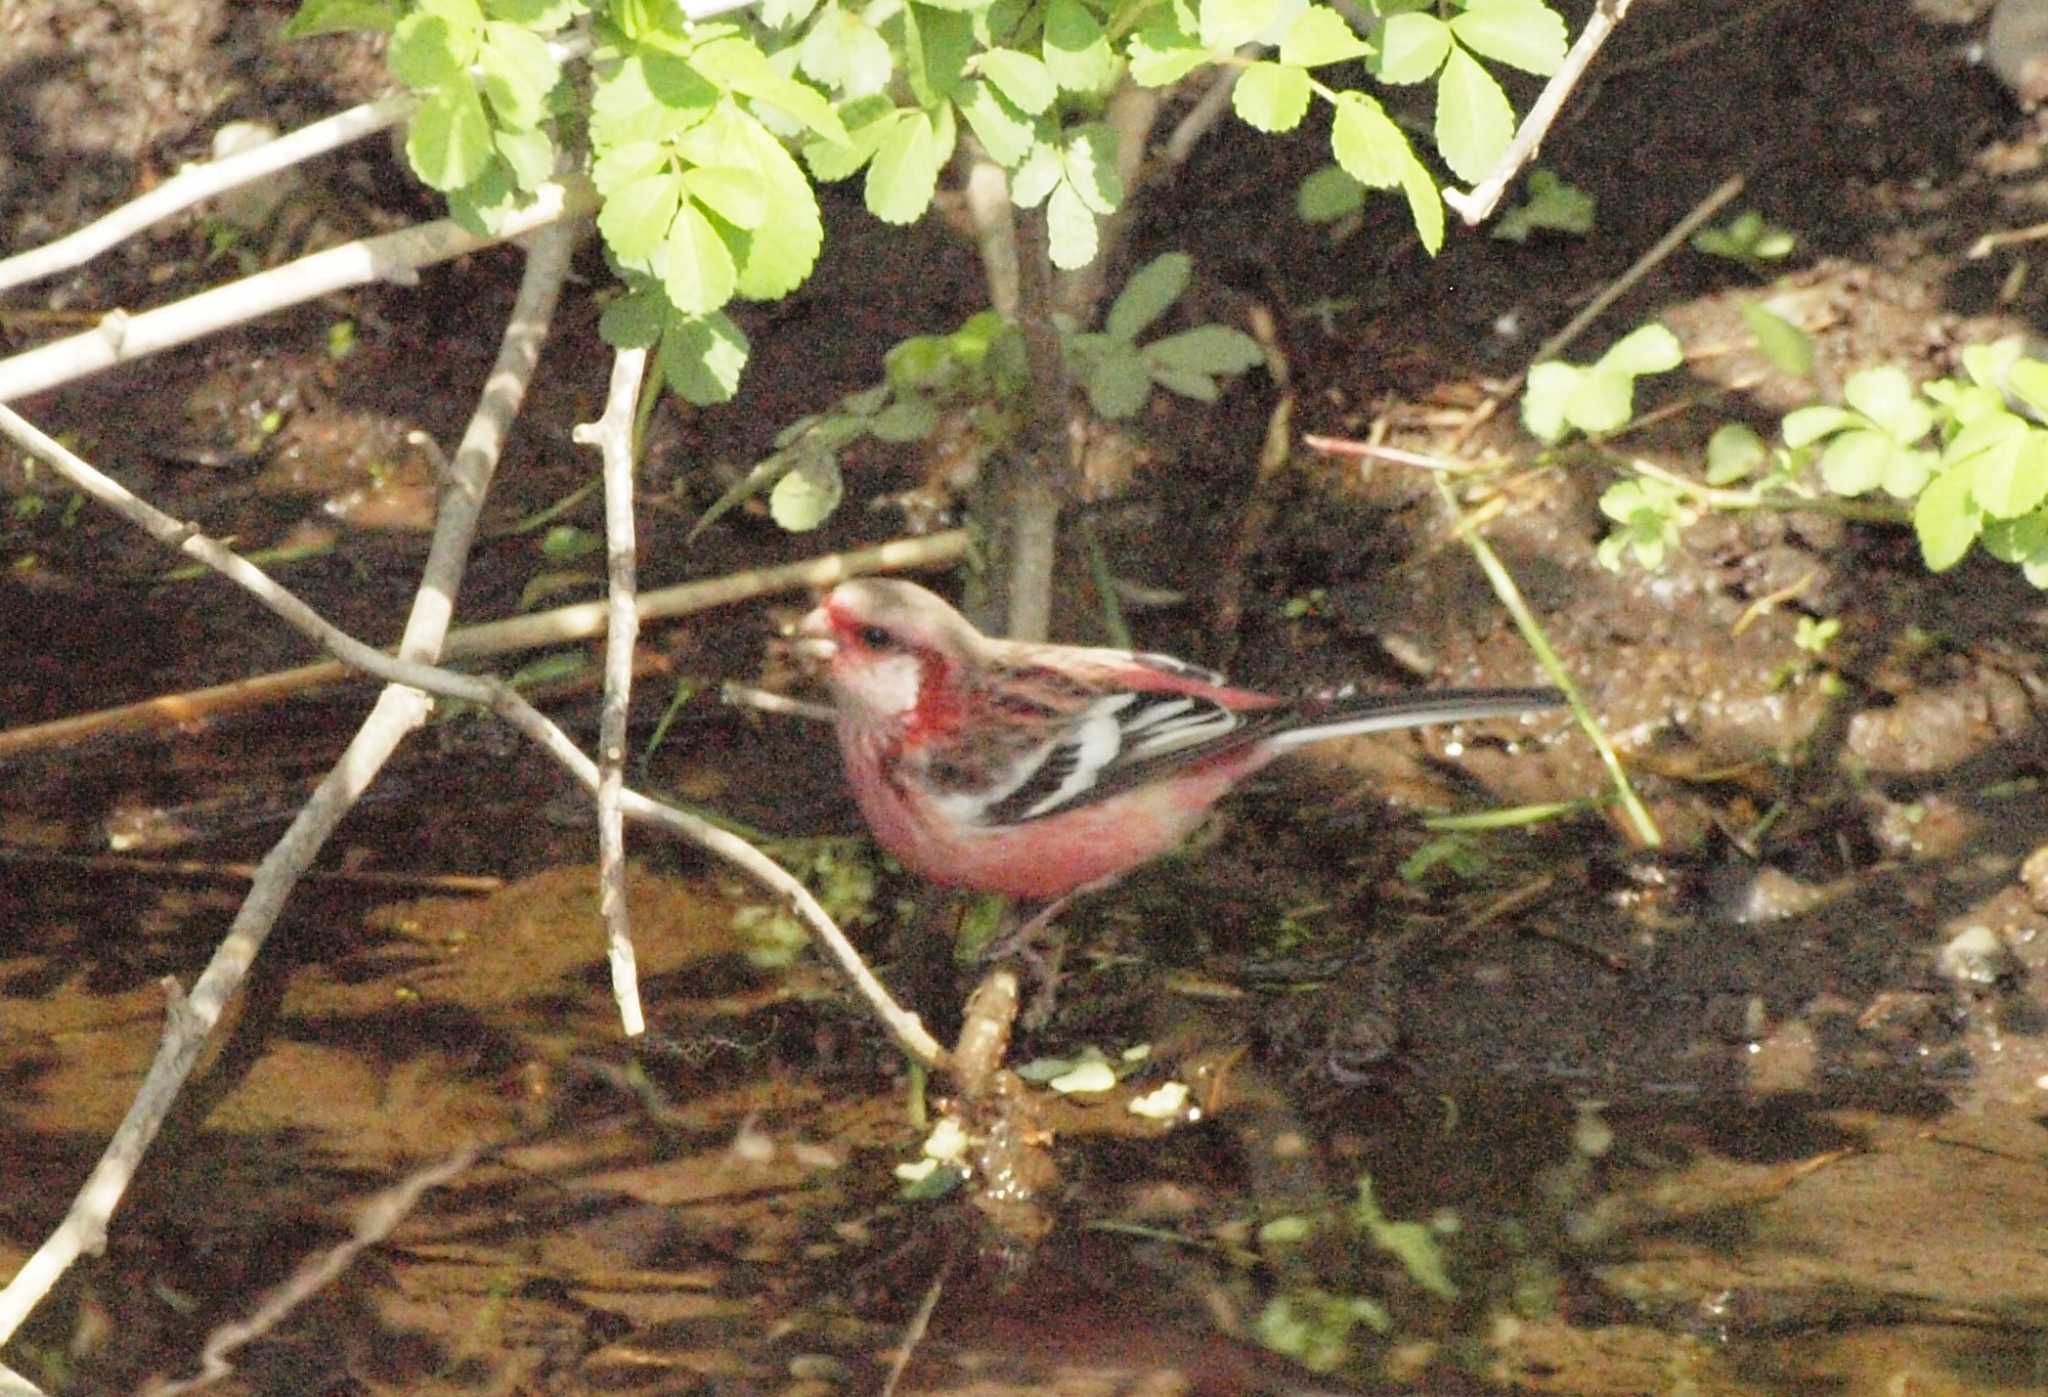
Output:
[{"xmin": 799, "ymin": 577, "xmax": 1564, "ymax": 933}]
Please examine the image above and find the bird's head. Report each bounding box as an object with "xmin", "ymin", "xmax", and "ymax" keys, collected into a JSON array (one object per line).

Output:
[{"xmin": 798, "ymin": 578, "xmax": 978, "ymax": 728}]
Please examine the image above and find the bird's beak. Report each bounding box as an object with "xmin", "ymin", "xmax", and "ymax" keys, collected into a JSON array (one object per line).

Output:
[{"xmin": 793, "ymin": 602, "xmax": 837, "ymax": 662}]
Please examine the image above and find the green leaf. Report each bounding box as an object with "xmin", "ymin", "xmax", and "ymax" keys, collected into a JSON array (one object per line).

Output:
[
  {"xmin": 1522, "ymin": 360, "xmax": 1579, "ymax": 444},
  {"xmin": 981, "ymin": 46, "xmax": 1057, "ymax": 114},
  {"xmin": 1080, "ymin": 339, "xmax": 1153, "ymax": 417},
  {"xmin": 1783, "ymin": 404, "xmax": 1857, "ymax": 447},
  {"xmin": 1146, "ymin": 324, "xmax": 1265, "ymax": 375},
  {"xmin": 803, "ymin": 94, "xmax": 896, "ymax": 180},
  {"xmin": 1400, "ymin": 152, "xmax": 1444, "ymax": 253},
  {"xmin": 494, "ymin": 124, "xmax": 555, "ymax": 188},
  {"xmin": 1330, "ymin": 91, "xmax": 1405, "ymax": 187},
  {"xmin": 1282, "ymin": 7, "xmax": 1370, "ymax": 67},
  {"xmin": 286, "ymin": 0, "xmax": 401, "ymax": 38},
  {"xmin": 1150, "ymin": 365, "xmax": 1222, "ymax": 400},
  {"xmin": 1564, "ymin": 366, "xmax": 1637, "ymax": 435},
  {"xmin": 390, "ymin": 11, "xmax": 473, "ymax": 90},
  {"xmin": 1201, "ymin": 0, "xmax": 1283, "ymax": 53},
  {"xmin": 1915, "ymin": 460, "xmax": 1982, "ymax": 571},
  {"xmin": 599, "ymin": 169, "xmax": 683, "ymax": 264},
  {"xmin": 1880, "ymin": 446, "xmax": 1936, "ymax": 499},
  {"xmin": 870, "ymin": 396, "xmax": 940, "ymax": 442},
  {"xmin": 1235, "ymin": 62, "xmax": 1313, "ymax": 133},
  {"xmin": 715, "ymin": 106, "xmax": 825, "ymax": 300},
  {"xmin": 1046, "ymin": 179, "xmax": 1099, "ymax": 269},
  {"xmin": 485, "ymin": 0, "xmax": 581, "ymax": 26},
  {"xmin": 771, "ymin": 453, "xmax": 844, "ymax": 530},
  {"xmin": 540, "ymin": 523, "xmax": 602, "ymax": 560},
  {"xmin": 1377, "ymin": 11, "xmax": 1449, "ymax": 83},
  {"xmin": 661, "ymin": 201, "xmax": 738, "ymax": 314},
  {"xmin": 659, "ymin": 309, "xmax": 749, "ymax": 403},
  {"xmin": 1434, "ymin": 45, "xmax": 1513, "ymax": 184},
  {"xmin": 1983, "ymin": 510, "xmax": 2048, "ymax": 565},
  {"xmin": 1449, "ymin": 0, "xmax": 1566, "ymax": 75},
  {"xmin": 683, "ymin": 165, "xmax": 768, "ymax": 229},
  {"xmin": 479, "ymin": 20, "xmax": 558, "ymax": 128},
  {"xmin": 1597, "ymin": 323, "xmax": 1682, "ymax": 376},
  {"xmin": 1491, "ymin": 167, "xmax": 1593, "ymax": 242},
  {"xmin": 761, "ymin": 0, "xmax": 823, "ymax": 26},
  {"xmin": 589, "ymin": 51, "xmax": 718, "ymax": 148},
  {"xmin": 798, "ymin": 5, "xmax": 894, "ymax": 97},
  {"xmin": 1297, "ymin": 165, "xmax": 1364, "ymax": 222},
  {"xmin": 1128, "ymin": 26, "xmax": 1211, "ymax": 86},
  {"xmin": 1740, "ymin": 301, "xmax": 1814, "ymax": 378},
  {"xmin": 1843, "ymin": 366, "xmax": 1931, "ymax": 444},
  {"xmin": 600, "ymin": 285, "xmax": 665, "ymax": 348},
  {"xmin": 1961, "ymin": 337, "xmax": 2024, "ymax": 390},
  {"xmin": 1060, "ymin": 123, "xmax": 1123, "ymax": 215},
  {"xmin": 1107, "ymin": 253, "xmax": 1192, "ymax": 342},
  {"xmin": 1010, "ymin": 142, "xmax": 1061, "ymax": 207},
  {"xmin": 867, "ymin": 110, "xmax": 943, "ymax": 224},
  {"xmin": 1044, "ymin": 0, "xmax": 1117, "ymax": 94},
  {"xmin": 1950, "ymin": 414, "xmax": 2048, "ymax": 518},
  {"xmin": 407, "ymin": 87, "xmax": 493, "ymax": 190},
  {"xmin": 902, "ymin": 3, "xmax": 976, "ymax": 107},
  {"xmin": 1705, "ymin": 423, "xmax": 1767, "ymax": 484},
  {"xmin": 2011, "ymin": 359, "xmax": 2048, "ymax": 419},
  {"xmin": 692, "ymin": 33, "xmax": 848, "ymax": 143},
  {"xmin": 955, "ymin": 81, "xmax": 1037, "ymax": 167},
  {"xmin": 1819, "ymin": 428, "xmax": 1891, "ymax": 496}
]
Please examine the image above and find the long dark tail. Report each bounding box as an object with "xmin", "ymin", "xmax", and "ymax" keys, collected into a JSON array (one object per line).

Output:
[{"xmin": 1267, "ymin": 686, "xmax": 1565, "ymax": 750}]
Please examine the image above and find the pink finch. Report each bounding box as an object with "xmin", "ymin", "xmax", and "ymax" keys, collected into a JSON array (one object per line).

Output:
[{"xmin": 799, "ymin": 578, "xmax": 1563, "ymax": 921}]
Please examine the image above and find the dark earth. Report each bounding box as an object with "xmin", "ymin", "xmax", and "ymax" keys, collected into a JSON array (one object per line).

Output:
[{"xmin": 10, "ymin": 0, "xmax": 2048, "ymax": 1392}]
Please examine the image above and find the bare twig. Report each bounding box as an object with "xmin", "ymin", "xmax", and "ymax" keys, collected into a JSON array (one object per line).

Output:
[
  {"xmin": 721, "ymin": 681, "xmax": 833, "ymax": 723},
  {"xmin": 0, "ymin": 94, "xmax": 413, "ymax": 294},
  {"xmin": 0, "ymin": 218, "xmax": 574, "ymax": 1348},
  {"xmin": 141, "ymin": 1147, "xmax": 479, "ymax": 1396},
  {"xmin": 0, "ymin": 847, "xmax": 503, "ymax": 894},
  {"xmin": 0, "ymin": 176, "xmax": 596, "ymax": 403},
  {"xmin": 0, "ymin": 530, "xmax": 968, "ymax": 759},
  {"xmin": 575, "ymin": 345, "xmax": 652, "ymax": 1037},
  {"xmin": 1443, "ymin": 0, "xmax": 1637, "ymax": 226}
]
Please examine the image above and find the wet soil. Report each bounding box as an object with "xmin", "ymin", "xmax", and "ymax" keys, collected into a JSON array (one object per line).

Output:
[{"xmin": 10, "ymin": 1, "xmax": 2048, "ymax": 1393}]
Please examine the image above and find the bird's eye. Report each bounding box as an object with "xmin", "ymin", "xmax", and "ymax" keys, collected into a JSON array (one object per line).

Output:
[{"xmin": 858, "ymin": 625, "xmax": 896, "ymax": 651}]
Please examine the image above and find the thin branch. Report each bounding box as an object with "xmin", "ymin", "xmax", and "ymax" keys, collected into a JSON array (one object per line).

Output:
[
  {"xmin": 1443, "ymin": 0, "xmax": 1636, "ymax": 226},
  {"xmin": 0, "ymin": 177, "xmax": 596, "ymax": 403},
  {"xmin": 141, "ymin": 1147, "xmax": 479, "ymax": 1396},
  {"xmin": 0, "ymin": 530, "xmax": 968, "ymax": 759},
  {"xmin": 0, "ymin": 94, "xmax": 412, "ymax": 294},
  {"xmin": 0, "ymin": 355, "xmax": 945, "ymax": 1341},
  {"xmin": 0, "ymin": 217, "xmax": 573, "ymax": 1348},
  {"xmin": 574, "ymin": 345, "xmax": 652, "ymax": 1038}
]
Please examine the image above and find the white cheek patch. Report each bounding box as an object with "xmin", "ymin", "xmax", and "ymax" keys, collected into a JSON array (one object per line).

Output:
[{"xmin": 859, "ymin": 653, "xmax": 924, "ymax": 718}]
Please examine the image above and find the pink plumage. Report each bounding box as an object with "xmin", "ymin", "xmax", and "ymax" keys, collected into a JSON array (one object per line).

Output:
[{"xmin": 799, "ymin": 578, "xmax": 1562, "ymax": 907}]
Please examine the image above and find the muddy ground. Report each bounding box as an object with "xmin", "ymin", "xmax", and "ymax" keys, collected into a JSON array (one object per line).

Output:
[{"xmin": 9, "ymin": 0, "xmax": 2048, "ymax": 1393}]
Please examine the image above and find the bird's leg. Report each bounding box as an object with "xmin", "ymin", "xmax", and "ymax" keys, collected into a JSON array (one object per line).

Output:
[{"xmin": 981, "ymin": 894, "xmax": 1073, "ymax": 1030}]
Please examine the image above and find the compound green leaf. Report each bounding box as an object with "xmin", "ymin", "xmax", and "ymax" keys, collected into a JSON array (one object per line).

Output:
[
  {"xmin": 683, "ymin": 165, "xmax": 768, "ymax": 229},
  {"xmin": 955, "ymin": 80, "xmax": 1036, "ymax": 167},
  {"xmin": 1060, "ymin": 123, "xmax": 1123, "ymax": 215},
  {"xmin": 599, "ymin": 168, "xmax": 683, "ymax": 263},
  {"xmin": 479, "ymin": 20, "xmax": 557, "ymax": 128}
]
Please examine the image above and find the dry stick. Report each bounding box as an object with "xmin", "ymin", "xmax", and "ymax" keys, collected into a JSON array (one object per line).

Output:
[
  {"xmin": 1444, "ymin": 0, "xmax": 1637, "ymax": 226},
  {"xmin": 140, "ymin": 1146, "xmax": 480, "ymax": 1397},
  {"xmin": 0, "ymin": 176, "xmax": 596, "ymax": 403},
  {"xmin": 0, "ymin": 847, "xmax": 503, "ymax": 894},
  {"xmin": 0, "ymin": 377, "xmax": 946, "ymax": 1349},
  {"xmin": 0, "ymin": 219, "xmax": 574, "ymax": 1349},
  {"xmin": 0, "ymin": 530, "xmax": 968, "ymax": 760},
  {"xmin": 575, "ymin": 345, "xmax": 651, "ymax": 1038},
  {"xmin": 0, "ymin": 94, "xmax": 412, "ymax": 294}
]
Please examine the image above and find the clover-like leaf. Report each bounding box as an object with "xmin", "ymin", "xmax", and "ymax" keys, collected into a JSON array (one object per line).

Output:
[
  {"xmin": 1914, "ymin": 460, "xmax": 1982, "ymax": 571},
  {"xmin": 1843, "ymin": 366, "xmax": 1931, "ymax": 444},
  {"xmin": 1705, "ymin": 423, "xmax": 1767, "ymax": 485}
]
